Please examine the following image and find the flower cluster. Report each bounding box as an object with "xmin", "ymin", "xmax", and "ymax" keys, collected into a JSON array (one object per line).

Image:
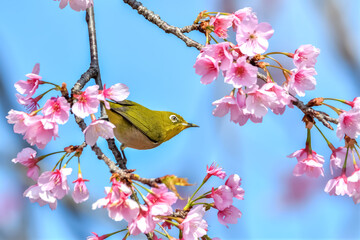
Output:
[
  {"xmin": 12, "ymin": 146, "xmax": 90, "ymax": 209},
  {"xmin": 288, "ymin": 110, "xmax": 360, "ymax": 204},
  {"xmin": 93, "ymin": 179, "xmax": 177, "ymax": 236},
  {"xmin": 88, "ymin": 162, "xmax": 244, "ymax": 239},
  {"xmin": 7, "ymin": 64, "xmax": 129, "ymax": 149},
  {"xmin": 194, "ymin": 8, "xmax": 320, "ymax": 126},
  {"xmin": 194, "ymin": 8, "xmax": 360, "ymax": 205}
]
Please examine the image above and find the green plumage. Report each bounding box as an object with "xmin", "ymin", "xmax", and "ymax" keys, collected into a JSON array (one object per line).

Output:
[{"xmin": 105, "ymin": 100, "xmax": 198, "ymax": 151}]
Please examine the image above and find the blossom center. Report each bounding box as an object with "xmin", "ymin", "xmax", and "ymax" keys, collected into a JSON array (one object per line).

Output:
[
  {"xmin": 343, "ymin": 115, "xmax": 353, "ymax": 127},
  {"xmin": 249, "ymin": 34, "xmax": 257, "ymax": 40},
  {"xmin": 78, "ymin": 94, "xmax": 88, "ymax": 103},
  {"xmin": 235, "ymin": 66, "xmax": 246, "ymax": 77},
  {"xmin": 52, "ymin": 102, "xmax": 60, "ymax": 112}
]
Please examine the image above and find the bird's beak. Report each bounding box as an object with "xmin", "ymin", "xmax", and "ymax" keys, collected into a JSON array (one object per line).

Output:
[{"xmin": 187, "ymin": 123, "xmax": 199, "ymax": 128}]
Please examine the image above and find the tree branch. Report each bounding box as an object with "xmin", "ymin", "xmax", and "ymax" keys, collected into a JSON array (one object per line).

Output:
[
  {"xmin": 61, "ymin": 5, "xmax": 164, "ymax": 189},
  {"xmin": 123, "ymin": 0, "xmax": 204, "ymax": 50}
]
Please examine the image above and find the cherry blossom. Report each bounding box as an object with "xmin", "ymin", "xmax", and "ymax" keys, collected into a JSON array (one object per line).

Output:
[
  {"xmin": 56, "ymin": 0, "xmax": 93, "ymax": 11},
  {"xmin": 209, "ymin": 185, "xmax": 233, "ymax": 211},
  {"xmin": 180, "ymin": 205, "xmax": 208, "ymax": 240},
  {"xmin": 265, "ymin": 83, "xmax": 294, "ymax": 115},
  {"xmin": 352, "ymin": 192, "xmax": 360, "ymax": 204},
  {"xmin": 6, "ymin": 109, "xmax": 30, "ymax": 134},
  {"xmin": 128, "ymin": 205, "xmax": 156, "ymax": 235},
  {"xmin": 24, "ymin": 168, "xmax": 72, "ymax": 210},
  {"xmin": 209, "ymin": 13, "xmax": 234, "ymax": 39},
  {"xmin": 16, "ymin": 94, "xmax": 41, "ymax": 112},
  {"xmin": 98, "ymin": 83, "xmax": 130, "ymax": 109},
  {"xmin": 14, "ymin": 63, "xmax": 42, "ymax": 99},
  {"xmin": 23, "ymin": 184, "xmax": 57, "ymax": 210},
  {"xmin": 336, "ymin": 108, "xmax": 360, "ymax": 139},
  {"xmin": 236, "ymin": 16, "xmax": 274, "ymax": 56},
  {"xmin": 244, "ymin": 84, "xmax": 277, "ymax": 121},
  {"xmin": 23, "ymin": 115, "xmax": 59, "ymax": 149},
  {"xmin": 330, "ymin": 147, "xmax": 355, "ymax": 175},
  {"xmin": 72, "ymin": 85, "xmax": 100, "ymax": 118},
  {"xmin": 225, "ymin": 174, "xmax": 245, "ymax": 200},
  {"xmin": 347, "ymin": 169, "xmax": 360, "ymax": 196},
  {"xmin": 293, "ymin": 44, "xmax": 320, "ymax": 68},
  {"xmin": 212, "ymin": 94, "xmax": 250, "ymax": 126},
  {"xmin": 72, "ymin": 173, "xmax": 90, "ymax": 203},
  {"xmin": 202, "ymin": 42, "xmax": 233, "ymax": 71},
  {"xmin": 287, "ymin": 64, "xmax": 317, "ymax": 97},
  {"xmin": 37, "ymin": 168, "xmax": 73, "ymax": 200},
  {"xmin": 288, "ymin": 149, "xmax": 325, "ymax": 178},
  {"xmin": 232, "ymin": 7, "xmax": 255, "ymax": 30},
  {"xmin": 193, "ymin": 55, "xmax": 220, "ymax": 85},
  {"xmin": 87, "ymin": 232, "xmax": 108, "ymax": 240},
  {"xmin": 146, "ymin": 184, "xmax": 177, "ymax": 217},
  {"xmin": 92, "ymin": 180, "xmax": 139, "ymax": 222},
  {"xmin": 205, "ymin": 162, "xmax": 227, "ymax": 180},
  {"xmin": 12, "ymin": 147, "xmax": 40, "ymax": 181},
  {"xmin": 324, "ymin": 173, "xmax": 350, "ymax": 196},
  {"xmin": 83, "ymin": 119, "xmax": 115, "ymax": 146},
  {"xmin": 42, "ymin": 96, "xmax": 70, "ymax": 124},
  {"xmin": 224, "ymin": 56, "xmax": 258, "ymax": 88},
  {"xmin": 217, "ymin": 205, "xmax": 242, "ymax": 228},
  {"xmin": 348, "ymin": 97, "xmax": 360, "ymax": 109}
]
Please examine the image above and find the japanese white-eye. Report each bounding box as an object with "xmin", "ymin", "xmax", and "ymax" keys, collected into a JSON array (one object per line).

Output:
[{"xmin": 105, "ymin": 100, "xmax": 198, "ymax": 154}]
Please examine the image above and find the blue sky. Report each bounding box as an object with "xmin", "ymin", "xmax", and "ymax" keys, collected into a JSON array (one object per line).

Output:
[{"xmin": 1, "ymin": 0, "xmax": 360, "ymax": 239}]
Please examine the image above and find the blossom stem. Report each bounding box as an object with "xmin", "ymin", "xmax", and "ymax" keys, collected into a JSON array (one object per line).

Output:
[
  {"xmin": 37, "ymin": 87, "xmax": 57, "ymax": 100},
  {"xmin": 264, "ymin": 55, "xmax": 284, "ymax": 68},
  {"xmin": 122, "ymin": 231, "xmax": 130, "ymax": 240},
  {"xmin": 263, "ymin": 51, "xmax": 290, "ymax": 56},
  {"xmin": 323, "ymin": 98, "xmax": 348, "ymax": 105},
  {"xmin": 154, "ymin": 229, "xmax": 169, "ymax": 238},
  {"xmin": 267, "ymin": 65, "xmax": 292, "ymax": 74},
  {"xmin": 164, "ymin": 219, "xmax": 180, "ymax": 228},
  {"xmin": 132, "ymin": 181, "xmax": 154, "ymax": 195},
  {"xmin": 343, "ymin": 146, "xmax": 350, "ymax": 170},
  {"xmin": 106, "ymin": 229, "xmax": 128, "ymax": 238},
  {"xmin": 191, "ymin": 202, "xmax": 213, "ymax": 208},
  {"xmin": 30, "ymin": 108, "xmax": 43, "ymax": 116},
  {"xmin": 313, "ymin": 124, "xmax": 331, "ymax": 146},
  {"xmin": 206, "ymin": 12, "xmax": 230, "ymax": 15},
  {"xmin": 52, "ymin": 153, "xmax": 68, "ymax": 171},
  {"xmin": 321, "ymin": 103, "xmax": 342, "ymax": 115},
  {"xmin": 353, "ymin": 147, "xmax": 360, "ymax": 169},
  {"xmin": 156, "ymin": 224, "xmax": 172, "ymax": 239},
  {"xmin": 264, "ymin": 67, "xmax": 275, "ymax": 83},
  {"xmin": 305, "ymin": 128, "xmax": 312, "ymax": 152},
  {"xmin": 131, "ymin": 184, "xmax": 147, "ymax": 203},
  {"xmin": 184, "ymin": 179, "xmax": 207, "ymax": 210},
  {"xmin": 77, "ymin": 157, "xmax": 81, "ymax": 174},
  {"xmin": 63, "ymin": 153, "xmax": 77, "ymax": 168},
  {"xmin": 40, "ymin": 81, "xmax": 61, "ymax": 89},
  {"xmin": 37, "ymin": 151, "xmax": 66, "ymax": 162},
  {"xmin": 209, "ymin": 34, "xmax": 219, "ymax": 44}
]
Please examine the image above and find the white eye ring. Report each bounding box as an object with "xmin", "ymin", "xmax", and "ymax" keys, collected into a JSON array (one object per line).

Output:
[{"xmin": 169, "ymin": 115, "xmax": 178, "ymax": 123}]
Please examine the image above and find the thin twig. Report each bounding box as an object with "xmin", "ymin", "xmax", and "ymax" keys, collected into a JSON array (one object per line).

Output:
[{"xmin": 123, "ymin": 0, "xmax": 204, "ymax": 50}]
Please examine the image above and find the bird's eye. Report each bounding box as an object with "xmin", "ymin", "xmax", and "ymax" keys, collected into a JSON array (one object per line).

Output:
[{"xmin": 169, "ymin": 115, "xmax": 178, "ymax": 123}]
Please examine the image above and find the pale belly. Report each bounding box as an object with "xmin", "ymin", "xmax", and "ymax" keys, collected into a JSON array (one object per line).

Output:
[
  {"xmin": 114, "ymin": 124, "xmax": 160, "ymax": 150},
  {"xmin": 107, "ymin": 111, "xmax": 160, "ymax": 150}
]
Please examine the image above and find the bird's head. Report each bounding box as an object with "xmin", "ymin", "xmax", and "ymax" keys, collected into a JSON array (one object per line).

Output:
[{"xmin": 160, "ymin": 111, "xmax": 198, "ymax": 142}]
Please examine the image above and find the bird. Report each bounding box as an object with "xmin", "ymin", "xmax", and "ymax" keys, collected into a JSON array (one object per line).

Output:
[{"xmin": 104, "ymin": 100, "xmax": 198, "ymax": 160}]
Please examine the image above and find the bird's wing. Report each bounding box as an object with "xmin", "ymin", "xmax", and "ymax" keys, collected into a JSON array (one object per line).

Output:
[{"xmin": 109, "ymin": 100, "xmax": 163, "ymax": 143}]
